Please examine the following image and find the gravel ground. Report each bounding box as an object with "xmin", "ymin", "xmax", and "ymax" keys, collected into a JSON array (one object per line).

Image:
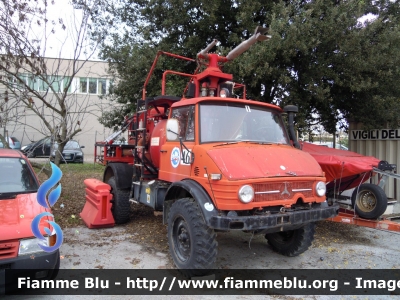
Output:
[
  {"xmin": 57, "ymin": 220, "xmax": 400, "ymax": 270},
  {"xmin": 7, "ymin": 221, "xmax": 400, "ymax": 300}
]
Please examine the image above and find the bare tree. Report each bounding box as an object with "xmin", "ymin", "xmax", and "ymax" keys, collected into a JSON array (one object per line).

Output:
[
  {"xmin": 0, "ymin": 0, "xmax": 102, "ymax": 166},
  {"xmin": 0, "ymin": 85, "xmax": 20, "ymax": 147}
]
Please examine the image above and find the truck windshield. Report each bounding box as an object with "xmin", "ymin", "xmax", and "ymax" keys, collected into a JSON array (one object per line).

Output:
[
  {"xmin": 200, "ymin": 102, "xmax": 289, "ymax": 144},
  {"xmin": 0, "ymin": 157, "xmax": 39, "ymax": 195}
]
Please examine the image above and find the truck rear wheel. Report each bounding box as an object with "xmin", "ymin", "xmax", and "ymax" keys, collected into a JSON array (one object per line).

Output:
[
  {"xmin": 108, "ymin": 176, "xmax": 131, "ymax": 224},
  {"xmin": 351, "ymin": 183, "xmax": 387, "ymax": 219},
  {"xmin": 167, "ymin": 198, "xmax": 217, "ymax": 277},
  {"xmin": 265, "ymin": 222, "xmax": 315, "ymax": 257}
]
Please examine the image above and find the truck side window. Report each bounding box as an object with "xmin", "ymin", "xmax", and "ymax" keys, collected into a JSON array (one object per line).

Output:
[{"xmin": 171, "ymin": 105, "xmax": 195, "ymax": 141}]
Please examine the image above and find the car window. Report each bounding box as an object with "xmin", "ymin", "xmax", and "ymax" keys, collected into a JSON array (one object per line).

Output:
[{"xmin": 0, "ymin": 158, "xmax": 39, "ymax": 194}]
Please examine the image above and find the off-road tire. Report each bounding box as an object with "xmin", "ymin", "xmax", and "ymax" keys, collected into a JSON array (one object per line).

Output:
[
  {"xmin": 108, "ymin": 176, "xmax": 131, "ymax": 224},
  {"xmin": 167, "ymin": 198, "xmax": 217, "ymax": 277},
  {"xmin": 265, "ymin": 222, "xmax": 315, "ymax": 257},
  {"xmin": 351, "ymin": 183, "xmax": 387, "ymax": 219}
]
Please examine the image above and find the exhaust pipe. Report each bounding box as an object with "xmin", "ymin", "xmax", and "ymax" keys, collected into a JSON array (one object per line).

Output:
[
  {"xmin": 226, "ymin": 26, "xmax": 271, "ymax": 61},
  {"xmin": 284, "ymin": 105, "xmax": 300, "ymax": 149}
]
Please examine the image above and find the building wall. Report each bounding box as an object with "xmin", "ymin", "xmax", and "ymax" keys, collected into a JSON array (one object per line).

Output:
[
  {"xmin": 349, "ymin": 122, "xmax": 400, "ymax": 200},
  {"xmin": 0, "ymin": 58, "xmax": 118, "ymax": 159}
]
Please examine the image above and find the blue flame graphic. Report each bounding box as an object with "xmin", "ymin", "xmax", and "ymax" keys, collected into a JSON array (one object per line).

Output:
[
  {"xmin": 31, "ymin": 212, "xmax": 63, "ymax": 252},
  {"xmin": 37, "ymin": 162, "xmax": 62, "ymax": 208},
  {"xmin": 32, "ymin": 162, "xmax": 63, "ymax": 252}
]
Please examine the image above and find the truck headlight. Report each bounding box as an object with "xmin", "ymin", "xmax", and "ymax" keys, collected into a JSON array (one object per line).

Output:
[
  {"xmin": 238, "ymin": 185, "xmax": 254, "ymax": 203},
  {"xmin": 19, "ymin": 238, "xmax": 48, "ymax": 255},
  {"xmin": 315, "ymin": 181, "xmax": 326, "ymax": 197}
]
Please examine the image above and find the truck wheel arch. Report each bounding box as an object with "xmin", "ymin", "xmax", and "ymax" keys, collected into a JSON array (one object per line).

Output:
[
  {"xmin": 163, "ymin": 179, "xmax": 218, "ymax": 226},
  {"xmin": 103, "ymin": 163, "xmax": 133, "ymax": 190}
]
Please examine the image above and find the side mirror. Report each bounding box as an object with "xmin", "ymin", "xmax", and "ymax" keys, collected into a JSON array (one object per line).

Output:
[
  {"xmin": 166, "ymin": 119, "xmax": 180, "ymax": 141},
  {"xmin": 186, "ymin": 82, "xmax": 196, "ymax": 98}
]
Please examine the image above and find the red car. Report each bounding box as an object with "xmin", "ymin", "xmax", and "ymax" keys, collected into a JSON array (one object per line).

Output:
[{"xmin": 0, "ymin": 149, "xmax": 59, "ymax": 292}]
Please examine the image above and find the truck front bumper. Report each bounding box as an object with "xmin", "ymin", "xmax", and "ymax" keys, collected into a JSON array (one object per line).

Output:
[{"xmin": 209, "ymin": 203, "xmax": 339, "ymax": 231}]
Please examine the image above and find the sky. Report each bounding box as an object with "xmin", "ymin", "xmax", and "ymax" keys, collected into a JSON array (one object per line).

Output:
[{"xmin": 42, "ymin": 0, "xmax": 99, "ymax": 60}]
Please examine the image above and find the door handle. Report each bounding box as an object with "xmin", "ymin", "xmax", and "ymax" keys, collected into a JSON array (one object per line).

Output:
[{"xmin": 160, "ymin": 150, "xmax": 167, "ymax": 153}]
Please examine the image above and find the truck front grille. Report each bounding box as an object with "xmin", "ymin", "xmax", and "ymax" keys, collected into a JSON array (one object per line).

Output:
[{"xmin": 253, "ymin": 181, "xmax": 313, "ymax": 201}]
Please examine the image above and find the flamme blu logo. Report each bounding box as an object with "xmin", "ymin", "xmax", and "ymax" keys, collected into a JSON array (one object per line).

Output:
[{"xmin": 31, "ymin": 162, "xmax": 63, "ymax": 252}]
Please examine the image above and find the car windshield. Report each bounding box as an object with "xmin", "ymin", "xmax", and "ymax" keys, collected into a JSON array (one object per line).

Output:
[
  {"xmin": 199, "ymin": 102, "xmax": 290, "ymax": 144},
  {"xmin": 64, "ymin": 141, "xmax": 80, "ymax": 150},
  {"xmin": 53, "ymin": 140, "xmax": 81, "ymax": 150},
  {"xmin": 0, "ymin": 157, "xmax": 39, "ymax": 195}
]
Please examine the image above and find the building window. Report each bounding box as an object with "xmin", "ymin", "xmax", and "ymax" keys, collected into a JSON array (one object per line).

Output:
[
  {"xmin": 88, "ymin": 78, "xmax": 97, "ymax": 94},
  {"xmin": 36, "ymin": 78, "xmax": 48, "ymax": 92},
  {"xmin": 98, "ymin": 79, "xmax": 107, "ymax": 95},
  {"xmin": 79, "ymin": 77, "xmax": 108, "ymax": 94},
  {"xmin": 80, "ymin": 78, "xmax": 88, "ymax": 93},
  {"xmin": 48, "ymin": 76, "xmax": 61, "ymax": 93},
  {"xmin": 13, "ymin": 74, "xmax": 66, "ymax": 93},
  {"xmin": 6, "ymin": 73, "xmax": 107, "ymax": 95},
  {"xmin": 15, "ymin": 74, "xmax": 27, "ymax": 89},
  {"xmin": 63, "ymin": 77, "xmax": 72, "ymax": 93}
]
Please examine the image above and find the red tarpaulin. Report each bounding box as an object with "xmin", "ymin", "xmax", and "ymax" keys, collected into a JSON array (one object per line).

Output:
[{"xmin": 301, "ymin": 142, "xmax": 381, "ymax": 191}]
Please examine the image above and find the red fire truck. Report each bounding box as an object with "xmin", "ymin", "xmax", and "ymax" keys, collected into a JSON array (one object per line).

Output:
[{"xmin": 93, "ymin": 27, "xmax": 339, "ymax": 276}]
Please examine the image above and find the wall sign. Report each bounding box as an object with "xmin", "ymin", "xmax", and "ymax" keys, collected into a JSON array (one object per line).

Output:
[{"xmin": 351, "ymin": 129, "xmax": 400, "ymax": 141}]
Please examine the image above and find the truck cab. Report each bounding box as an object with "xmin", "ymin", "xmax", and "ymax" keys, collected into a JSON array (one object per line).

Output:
[{"xmin": 160, "ymin": 97, "xmax": 328, "ymax": 215}]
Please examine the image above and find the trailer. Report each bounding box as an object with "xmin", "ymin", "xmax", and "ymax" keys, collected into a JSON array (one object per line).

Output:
[
  {"xmin": 328, "ymin": 168, "xmax": 400, "ymax": 232},
  {"xmin": 301, "ymin": 142, "xmax": 400, "ymax": 231},
  {"xmin": 330, "ymin": 208, "xmax": 400, "ymax": 232}
]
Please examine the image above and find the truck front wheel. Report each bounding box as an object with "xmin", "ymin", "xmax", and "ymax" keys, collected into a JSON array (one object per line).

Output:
[
  {"xmin": 108, "ymin": 176, "xmax": 131, "ymax": 224},
  {"xmin": 265, "ymin": 222, "xmax": 315, "ymax": 257},
  {"xmin": 167, "ymin": 198, "xmax": 217, "ymax": 277}
]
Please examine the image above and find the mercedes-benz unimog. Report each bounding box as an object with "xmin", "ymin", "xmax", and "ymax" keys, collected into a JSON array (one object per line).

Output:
[{"xmin": 93, "ymin": 27, "xmax": 339, "ymax": 276}]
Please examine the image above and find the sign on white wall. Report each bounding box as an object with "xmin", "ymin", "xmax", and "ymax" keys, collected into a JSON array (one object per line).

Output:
[{"xmin": 351, "ymin": 129, "xmax": 400, "ymax": 140}]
